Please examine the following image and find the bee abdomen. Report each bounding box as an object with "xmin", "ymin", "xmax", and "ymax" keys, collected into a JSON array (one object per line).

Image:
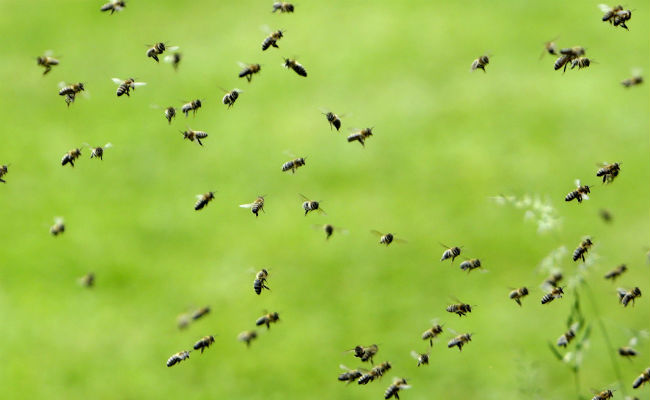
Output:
[
  {"xmin": 541, "ymin": 294, "xmax": 555, "ymax": 304},
  {"xmin": 292, "ymin": 64, "xmax": 307, "ymax": 77}
]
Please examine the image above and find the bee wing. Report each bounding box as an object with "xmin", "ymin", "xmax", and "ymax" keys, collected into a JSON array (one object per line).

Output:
[
  {"xmin": 339, "ymin": 364, "xmax": 351, "ymax": 371},
  {"xmin": 104, "ymin": 143, "xmax": 113, "ymax": 149},
  {"xmin": 237, "ymin": 61, "xmax": 249, "ymax": 68},
  {"xmin": 598, "ymin": 4, "xmax": 612, "ymax": 12},
  {"xmin": 629, "ymin": 337, "xmax": 638, "ymax": 347},
  {"xmin": 616, "ymin": 288, "xmax": 627, "ymax": 296},
  {"xmin": 316, "ymin": 207, "xmax": 327, "ymax": 215},
  {"xmin": 631, "ymin": 67, "xmax": 643, "ymax": 76},
  {"xmin": 58, "ymin": 81, "xmax": 67, "ymax": 88},
  {"xmin": 395, "ymin": 238, "xmax": 408, "ymax": 244},
  {"xmin": 44, "ymin": 49, "xmax": 54, "ymax": 57},
  {"xmin": 410, "ymin": 351, "xmax": 420, "ymax": 360},
  {"xmin": 239, "ymin": 203, "xmax": 254, "ymax": 208},
  {"xmin": 260, "ymin": 24, "xmax": 272, "ymax": 33},
  {"xmin": 574, "ymin": 179, "xmax": 581, "ymax": 187},
  {"xmin": 196, "ymin": 194, "xmax": 205, "ymax": 200},
  {"xmin": 570, "ymin": 322, "xmax": 580, "ymax": 332},
  {"xmin": 447, "ymin": 327, "xmax": 459, "ymax": 336},
  {"xmin": 282, "ymin": 150, "xmax": 296, "ymax": 158},
  {"xmin": 298, "ymin": 193, "xmax": 310, "ymax": 201},
  {"xmin": 163, "ymin": 55, "xmax": 174, "ymax": 63},
  {"xmin": 54, "ymin": 217, "xmax": 64, "ymax": 224},
  {"xmin": 133, "ymin": 82, "xmax": 147, "ymax": 87},
  {"xmin": 111, "ymin": 78, "xmax": 123, "ymax": 85},
  {"xmin": 370, "ymin": 230, "xmax": 384, "ymax": 236},
  {"xmin": 582, "ymin": 194, "xmax": 589, "ymax": 201},
  {"xmin": 233, "ymin": 88, "xmax": 243, "ymax": 93},
  {"xmin": 168, "ymin": 46, "xmax": 180, "ymax": 51}
]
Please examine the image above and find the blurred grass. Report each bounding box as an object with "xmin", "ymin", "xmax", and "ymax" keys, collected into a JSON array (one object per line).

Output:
[{"xmin": 0, "ymin": 0, "xmax": 648, "ymax": 399}]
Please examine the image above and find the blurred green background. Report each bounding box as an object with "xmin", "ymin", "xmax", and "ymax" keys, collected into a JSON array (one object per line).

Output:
[{"xmin": 0, "ymin": 0, "xmax": 648, "ymax": 399}]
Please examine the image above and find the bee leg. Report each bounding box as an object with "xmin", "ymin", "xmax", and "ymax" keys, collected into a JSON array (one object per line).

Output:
[
  {"xmin": 200, "ymin": 347, "xmax": 204, "ymax": 354},
  {"xmin": 515, "ymin": 298, "xmax": 521, "ymax": 306},
  {"xmin": 246, "ymin": 75, "xmax": 252, "ymax": 83},
  {"xmin": 197, "ymin": 139, "xmax": 203, "ymax": 146},
  {"xmin": 43, "ymin": 67, "xmax": 51, "ymax": 75},
  {"xmin": 70, "ymin": 160, "xmax": 75, "ymax": 167},
  {"xmin": 272, "ymin": 43, "xmax": 279, "ymax": 48},
  {"xmin": 429, "ymin": 339, "xmax": 433, "ymax": 346},
  {"xmin": 581, "ymin": 254, "xmax": 585, "ymax": 262},
  {"xmin": 577, "ymin": 196, "xmax": 582, "ymax": 203},
  {"xmin": 0, "ymin": 178, "xmax": 4, "ymax": 183}
]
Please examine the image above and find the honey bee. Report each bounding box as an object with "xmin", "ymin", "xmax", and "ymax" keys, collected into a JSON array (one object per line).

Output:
[
  {"xmin": 632, "ymin": 367, "xmax": 650, "ymax": 389},
  {"xmin": 146, "ymin": 43, "xmax": 178, "ymax": 63},
  {"xmin": 261, "ymin": 30, "xmax": 284, "ymax": 51},
  {"xmin": 599, "ymin": 209, "xmax": 613, "ymax": 223},
  {"xmin": 541, "ymin": 286, "xmax": 564, "ymax": 304},
  {"xmin": 619, "ymin": 337, "xmax": 639, "ymax": 358},
  {"xmin": 181, "ymin": 128, "xmax": 208, "ymax": 146},
  {"xmin": 164, "ymin": 52, "xmax": 182, "ymax": 70},
  {"xmin": 166, "ymin": 350, "xmax": 190, "ymax": 367},
  {"xmin": 283, "ymin": 58, "xmax": 307, "ymax": 77},
  {"xmin": 347, "ymin": 128, "xmax": 374, "ymax": 146},
  {"xmin": 604, "ymin": 264, "xmax": 627, "ymax": 281},
  {"xmin": 570, "ymin": 57, "xmax": 592, "ymax": 70},
  {"xmin": 193, "ymin": 335, "xmax": 215, "ymax": 354},
  {"xmin": 0, "ymin": 164, "xmax": 7, "ymax": 183},
  {"xmin": 90, "ymin": 143, "xmax": 112, "ymax": 160},
  {"xmin": 446, "ymin": 301, "xmax": 472, "ymax": 317},
  {"xmin": 600, "ymin": 4, "xmax": 632, "ymax": 29},
  {"xmin": 596, "ymin": 162, "xmax": 621, "ymax": 183},
  {"xmin": 591, "ymin": 389, "xmax": 614, "ymax": 400},
  {"xmin": 358, "ymin": 361, "xmax": 391, "ymax": 384},
  {"xmin": 238, "ymin": 63, "xmax": 261, "ymax": 82},
  {"xmin": 181, "ymin": 99, "xmax": 202, "ymax": 117},
  {"xmin": 37, "ymin": 52, "xmax": 59, "ymax": 75},
  {"xmin": 459, "ymin": 258, "xmax": 482, "ymax": 273},
  {"xmin": 565, "ymin": 179, "xmax": 591, "ymax": 203},
  {"xmin": 58, "ymin": 82, "xmax": 85, "ymax": 106},
  {"xmin": 411, "ymin": 350, "xmax": 429, "ymax": 366},
  {"xmin": 448, "ymin": 333, "xmax": 472, "ymax": 351},
  {"xmin": 371, "ymin": 231, "xmax": 406, "ymax": 246},
  {"xmin": 79, "ymin": 272, "xmax": 95, "ymax": 288},
  {"xmin": 338, "ymin": 365, "xmax": 364, "ymax": 384},
  {"xmin": 194, "ymin": 191, "xmax": 215, "ymax": 211},
  {"xmin": 557, "ymin": 322, "xmax": 579, "ymax": 347},
  {"xmin": 384, "ymin": 378, "xmax": 410, "ymax": 399},
  {"xmin": 50, "ymin": 217, "xmax": 65, "ymax": 236},
  {"xmin": 240, "ymin": 196, "xmax": 266, "ymax": 217},
  {"xmin": 222, "ymin": 88, "xmax": 242, "ymax": 108},
  {"xmin": 555, "ymin": 46, "xmax": 585, "ymax": 72},
  {"xmin": 314, "ymin": 223, "xmax": 344, "ymax": 240},
  {"xmin": 256, "ymin": 311, "xmax": 280, "ymax": 329},
  {"xmin": 112, "ymin": 78, "xmax": 146, "ymax": 97},
  {"xmin": 254, "ymin": 269, "xmax": 270, "ymax": 295},
  {"xmin": 160, "ymin": 106, "xmax": 176, "ymax": 124},
  {"xmin": 61, "ymin": 148, "xmax": 82, "ymax": 167},
  {"xmin": 100, "ymin": 0, "xmax": 126, "ymax": 14},
  {"xmin": 323, "ymin": 111, "xmax": 342, "ymax": 131},
  {"xmin": 192, "ymin": 306, "xmax": 210, "ymax": 321},
  {"xmin": 573, "ymin": 238, "xmax": 593, "ymax": 262},
  {"xmin": 544, "ymin": 272, "xmax": 563, "ymax": 288},
  {"xmin": 237, "ymin": 330, "xmax": 258, "ymax": 347},
  {"xmin": 509, "ymin": 287, "xmax": 529, "ymax": 306},
  {"xmin": 281, "ymin": 157, "xmax": 306, "ymax": 173},
  {"xmin": 617, "ymin": 287, "xmax": 641, "ymax": 307},
  {"xmin": 622, "ymin": 74, "xmax": 643, "ymax": 88},
  {"xmin": 440, "ymin": 244, "xmax": 462, "ymax": 262},
  {"xmin": 471, "ymin": 54, "xmax": 490, "ymax": 72},
  {"xmin": 540, "ymin": 37, "xmax": 559, "ymax": 58},
  {"xmin": 300, "ymin": 194, "xmax": 325, "ymax": 216},
  {"xmin": 422, "ymin": 322, "xmax": 444, "ymax": 346},
  {"xmin": 272, "ymin": 2, "xmax": 294, "ymax": 13},
  {"xmin": 350, "ymin": 344, "xmax": 379, "ymax": 364}
]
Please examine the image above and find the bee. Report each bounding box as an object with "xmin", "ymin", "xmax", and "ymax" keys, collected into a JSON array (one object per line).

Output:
[
  {"xmin": 555, "ymin": 47, "xmax": 585, "ymax": 72},
  {"xmin": 544, "ymin": 272, "xmax": 563, "ymax": 288},
  {"xmin": 0, "ymin": 164, "xmax": 7, "ymax": 183},
  {"xmin": 181, "ymin": 99, "xmax": 202, "ymax": 117},
  {"xmin": 384, "ymin": 378, "xmax": 410, "ymax": 399},
  {"xmin": 591, "ymin": 389, "xmax": 614, "ymax": 400},
  {"xmin": 238, "ymin": 330, "xmax": 258, "ymax": 347},
  {"xmin": 272, "ymin": 2, "xmax": 294, "ymax": 13},
  {"xmin": 573, "ymin": 238, "xmax": 593, "ymax": 262},
  {"xmin": 79, "ymin": 272, "xmax": 95, "ymax": 288},
  {"xmin": 222, "ymin": 88, "xmax": 242, "ymax": 108},
  {"xmin": 565, "ymin": 179, "xmax": 591, "ymax": 203},
  {"xmin": 350, "ymin": 344, "xmax": 379, "ymax": 364},
  {"xmin": 283, "ymin": 58, "xmax": 307, "ymax": 77},
  {"xmin": 112, "ymin": 78, "xmax": 146, "ymax": 97},
  {"xmin": 422, "ymin": 322, "xmax": 444, "ymax": 346},
  {"xmin": 160, "ymin": 106, "xmax": 176, "ymax": 124},
  {"xmin": 58, "ymin": 82, "xmax": 84, "ymax": 106},
  {"xmin": 177, "ymin": 313, "xmax": 190, "ymax": 330},
  {"xmin": 371, "ymin": 231, "xmax": 406, "ymax": 246},
  {"xmin": 261, "ymin": 30, "xmax": 284, "ymax": 51},
  {"xmin": 600, "ymin": 4, "xmax": 632, "ymax": 29},
  {"xmin": 146, "ymin": 43, "xmax": 178, "ymax": 63},
  {"xmin": 446, "ymin": 301, "xmax": 472, "ymax": 317},
  {"xmin": 50, "ymin": 217, "xmax": 65, "ymax": 236},
  {"xmin": 633, "ymin": 367, "xmax": 650, "ymax": 389},
  {"xmin": 61, "ymin": 148, "xmax": 82, "ymax": 167},
  {"xmin": 193, "ymin": 335, "xmax": 215, "ymax": 354},
  {"xmin": 596, "ymin": 162, "xmax": 621, "ymax": 183},
  {"xmin": 256, "ymin": 312, "xmax": 280, "ymax": 329},
  {"xmin": 181, "ymin": 128, "xmax": 208, "ymax": 146},
  {"xmin": 192, "ymin": 306, "xmax": 210, "ymax": 321},
  {"xmin": 604, "ymin": 264, "xmax": 627, "ymax": 281},
  {"xmin": 314, "ymin": 223, "xmax": 341, "ymax": 239},
  {"xmin": 347, "ymin": 128, "xmax": 374, "ymax": 146},
  {"xmin": 619, "ymin": 337, "xmax": 639, "ymax": 358},
  {"xmin": 440, "ymin": 244, "xmax": 462, "ymax": 262},
  {"xmin": 557, "ymin": 322, "xmax": 579, "ymax": 347},
  {"xmin": 100, "ymin": 0, "xmax": 126, "ymax": 14},
  {"xmin": 238, "ymin": 63, "xmax": 261, "ymax": 82},
  {"xmin": 253, "ymin": 269, "xmax": 270, "ymax": 295},
  {"xmin": 166, "ymin": 350, "xmax": 190, "ymax": 367},
  {"xmin": 599, "ymin": 209, "xmax": 613, "ymax": 223},
  {"xmin": 617, "ymin": 287, "xmax": 642, "ymax": 307},
  {"xmin": 164, "ymin": 52, "xmax": 182, "ymax": 70},
  {"xmin": 622, "ymin": 74, "xmax": 643, "ymax": 88},
  {"xmin": 281, "ymin": 157, "xmax": 306, "ymax": 173},
  {"xmin": 459, "ymin": 258, "xmax": 482, "ymax": 273},
  {"xmin": 338, "ymin": 365, "xmax": 364, "ymax": 384},
  {"xmin": 300, "ymin": 194, "xmax": 325, "ymax": 216},
  {"xmin": 90, "ymin": 143, "xmax": 112, "ymax": 160},
  {"xmin": 541, "ymin": 286, "xmax": 564, "ymax": 304},
  {"xmin": 194, "ymin": 191, "xmax": 215, "ymax": 211},
  {"xmin": 358, "ymin": 361, "xmax": 391, "ymax": 384},
  {"xmin": 37, "ymin": 52, "xmax": 59, "ymax": 75},
  {"xmin": 448, "ymin": 333, "xmax": 472, "ymax": 351},
  {"xmin": 323, "ymin": 111, "xmax": 342, "ymax": 131},
  {"xmin": 240, "ymin": 196, "xmax": 266, "ymax": 217},
  {"xmin": 570, "ymin": 57, "xmax": 592, "ymax": 70},
  {"xmin": 509, "ymin": 287, "xmax": 529, "ymax": 306},
  {"xmin": 411, "ymin": 350, "xmax": 429, "ymax": 366},
  {"xmin": 471, "ymin": 54, "xmax": 489, "ymax": 72},
  {"xmin": 540, "ymin": 38, "xmax": 559, "ymax": 58}
]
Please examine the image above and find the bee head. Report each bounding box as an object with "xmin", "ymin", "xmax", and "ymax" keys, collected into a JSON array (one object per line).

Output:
[
  {"xmin": 521, "ymin": 287, "xmax": 529, "ymax": 295},
  {"xmin": 194, "ymin": 99, "xmax": 202, "ymax": 107}
]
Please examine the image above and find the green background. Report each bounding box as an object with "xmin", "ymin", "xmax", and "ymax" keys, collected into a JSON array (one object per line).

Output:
[{"xmin": 0, "ymin": 0, "xmax": 648, "ymax": 399}]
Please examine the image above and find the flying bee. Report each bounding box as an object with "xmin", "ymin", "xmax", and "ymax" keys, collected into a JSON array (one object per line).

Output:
[
  {"xmin": 555, "ymin": 46, "xmax": 585, "ymax": 72},
  {"xmin": 570, "ymin": 57, "xmax": 593, "ymax": 70},
  {"xmin": 145, "ymin": 42, "xmax": 178, "ymax": 63},
  {"xmin": 323, "ymin": 111, "xmax": 342, "ymax": 131},
  {"xmin": 238, "ymin": 63, "xmax": 261, "ymax": 82},
  {"xmin": 253, "ymin": 269, "xmax": 270, "ymax": 295},
  {"xmin": 358, "ymin": 361, "xmax": 391, "ymax": 384},
  {"xmin": 50, "ymin": 217, "xmax": 65, "ymax": 236},
  {"xmin": 554, "ymin": 55, "xmax": 571, "ymax": 72},
  {"xmin": 300, "ymin": 194, "xmax": 325, "ymax": 216},
  {"xmin": 448, "ymin": 333, "xmax": 472, "ymax": 351},
  {"xmin": 256, "ymin": 311, "xmax": 280, "ymax": 329},
  {"xmin": 613, "ymin": 8, "xmax": 632, "ymax": 29},
  {"xmin": 591, "ymin": 389, "xmax": 615, "ymax": 400},
  {"xmin": 440, "ymin": 244, "xmax": 462, "ymax": 262},
  {"xmin": 619, "ymin": 337, "xmax": 639, "ymax": 358},
  {"xmin": 411, "ymin": 350, "xmax": 429, "ymax": 366},
  {"xmin": 617, "ymin": 287, "xmax": 641, "ymax": 307},
  {"xmin": 599, "ymin": 209, "xmax": 613, "ymax": 223},
  {"xmin": 557, "ymin": 322, "xmax": 580, "ymax": 347},
  {"xmin": 61, "ymin": 147, "xmax": 82, "ymax": 167},
  {"xmin": 459, "ymin": 258, "xmax": 482, "ymax": 273},
  {"xmin": 58, "ymin": 82, "xmax": 84, "ymax": 106},
  {"xmin": 192, "ymin": 306, "xmax": 210, "ymax": 321},
  {"xmin": 573, "ymin": 238, "xmax": 593, "ymax": 262},
  {"xmin": 509, "ymin": 287, "xmax": 529, "ymax": 306},
  {"xmin": 347, "ymin": 128, "xmax": 374, "ymax": 146},
  {"xmin": 112, "ymin": 78, "xmax": 146, "ymax": 97},
  {"xmin": 222, "ymin": 88, "xmax": 242, "ymax": 108},
  {"xmin": 600, "ymin": 4, "xmax": 631, "ymax": 29},
  {"xmin": 541, "ymin": 286, "xmax": 564, "ymax": 304},
  {"xmin": 100, "ymin": 0, "xmax": 125, "ymax": 14},
  {"xmin": 238, "ymin": 330, "xmax": 258, "ymax": 347},
  {"xmin": 166, "ymin": 350, "xmax": 190, "ymax": 367},
  {"xmin": 240, "ymin": 196, "xmax": 266, "ymax": 217},
  {"xmin": 281, "ymin": 157, "xmax": 306, "ymax": 173},
  {"xmin": 90, "ymin": 143, "xmax": 112, "ymax": 160},
  {"xmin": 194, "ymin": 191, "xmax": 215, "ymax": 211},
  {"xmin": 371, "ymin": 231, "xmax": 406, "ymax": 246},
  {"xmin": 37, "ymin": 52, "xmax": 59, "ymax": 75},
  {"xmin": 565, "ymin": 179, "xmax": 591, "ymax": 203},
  {"xmin": 193, "ymin": 335, "xmax": 215, "ymax": 354},
  {"xmin": 0, "ymin": 164, "xmax": 7, "ymax": 183},
  {"xmin": 181, "ymin": 99, "xmax": 202, "ymax": 117},
  {"xmin": 164, "ymin": 52, "xmax": 182, "ymax": 70},
  {"xmin": 605, "ymin": 264, "xmax": 627, "ymax": 281},
  {"xmin": 633, "ymin": 367, "xmax": 650, "ymax": 389},
  {"xmin": 272, "ymin": 2, "xmax": 294, "ymax": 13},
  {"xmin": 596, "ymin": 162, "xmax": 621, "ymax": 183},
  {"xmin": 544, "ymin": 272, "xmax": 563, "ymax": 288},
  {"xmin": 540, "ymin": 37, "xmax": 559, "ymax": 59},
  {"xmin": 349, "ymin": 344, "xmax": 379, "ymax": 364},
  {"xmin": 622, "ymin": 73, "xmax": 643, "ymax": 88},
  {"xmin": 470, "ymin": 54, "xmax": 489, "ymax": 72},
  {"xmin": 338, "ymin": 365, "xmax": 364, "ymax": 384},
  {"xmin": 313, "ymin": 223, "xmax": 345, "ymax": 240},
  {"xmin": 262, "ymin": 30, "xmax": 284, "ymax": 51},
  {"xmin": 161, "ymin": 106, "xmax": 176, "ymax": 124},
  {"xmin": 283, "ymin": 58, "xmax": 307, "ymax": 77},
  {"xmin": 181, "ymin": 128, "xmax": 208, "ymax": 146},
  {"xmin": 384, "ymin": 378, "xmax": 410, "ymax": 399},
  {"xmin": 446, "ymin": 301, "xmax": 472, "ymax": 317},
  {"xmin": 79, "ymin": 272, "xmax": 95, "ymax": 288},
  {"xmin": 422, "ymin": 322, "xmax": 444, "ymax": 346}
]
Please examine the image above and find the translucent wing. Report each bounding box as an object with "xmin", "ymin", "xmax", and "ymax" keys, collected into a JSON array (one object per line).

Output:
[
  {"xmin": 111, "ymin": 78, "xmax": 123, "ymax": 85},
  {"xmin": 582, "ymin": 194, "xmax": 589, "ymax": 201},
  {"xmin": 168, "ymin": 46, "xmax": 180, "ymax": 51},
  {"xmin": 196, "ymin": 194, "xmax": 205, "ymax": 200},
  {"xmin": 574, "ymin": 179, "xmax": 581, "ymax": 187},
  {"xmin": 298, "ymin": 193, "xmax": 310, "ymax": 201},
  {"xmin": 239, "ymin": 203, "xmax": 254, "ymax": 208},
  {"xmin": 598, "ymin": 4, "xmax": 612, "ymax": 12},
  {"xmin": 370, "ymin": 230, "xmax": 384, "ymax": 236},
  {"xmin": 133, "ymin": 82, "xmax": 147, "ymax": 87},
  {"xmin": 410, "ymin": 351, "xmax": 420, "ymax": 360},
  {"xmin": 104, "ymin": 143, "xmax": 113, "ymax": 149},
  {"xmin": 629, "ymin": 337, "xmax": 638, "ymax": 347}
]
